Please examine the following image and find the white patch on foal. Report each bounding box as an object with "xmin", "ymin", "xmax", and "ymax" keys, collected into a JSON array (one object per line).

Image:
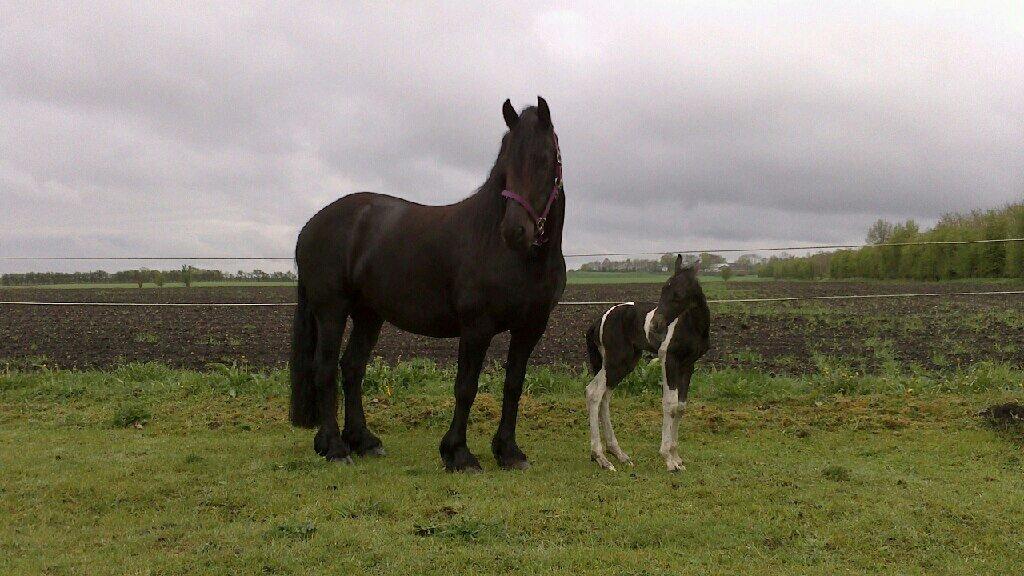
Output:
[
  {"xmin": 643, "ymin": 308, "xmax": 657, "ymax": 344},
  {"xmin": 658, "ymin": 319, "xmax": 685, "ymax": 472}
]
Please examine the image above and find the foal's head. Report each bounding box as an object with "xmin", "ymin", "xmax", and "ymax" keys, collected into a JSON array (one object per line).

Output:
[
  {"xmin": 498, "ymin": 96, "xmax": 561, "ymax": 251},
  {"xmin": 651, "ymin": 255, "xmax": 705, "ymax": 334}
]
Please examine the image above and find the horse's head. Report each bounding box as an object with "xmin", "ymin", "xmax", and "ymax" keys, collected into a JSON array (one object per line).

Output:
[
  {"xmin": 498, "ymin": 96, "xmax": 561, "ymax": 252},
  {"xmin": 650, "ymin": 255, "xmax": 705, "ymax": 336}
]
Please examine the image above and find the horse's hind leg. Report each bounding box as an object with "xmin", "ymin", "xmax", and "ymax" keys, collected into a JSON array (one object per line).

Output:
[
  {"xmin": 312, "ymin": 302, "xmax": 351, "ymax": 463},
  {"xmin": 600, "ymin": 387, "xmax": 631, "ymax": 466},
  {"xmin": 341, "ymin": 310, "xmax": 385, "ymax": 456},
  {"xmin": 586, "ymin": 369, "xmax": 614, "ymax": 471}
]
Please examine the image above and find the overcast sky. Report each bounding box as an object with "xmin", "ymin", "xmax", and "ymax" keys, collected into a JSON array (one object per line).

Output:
[{"xmin": 2, "ymin": 1, "xmax": 1023, "ymax": 272}]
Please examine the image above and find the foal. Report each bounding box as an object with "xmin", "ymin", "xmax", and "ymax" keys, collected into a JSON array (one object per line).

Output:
[{"xmin": 584, "ymin": 256, "xmax": 710, "ymax": 472}]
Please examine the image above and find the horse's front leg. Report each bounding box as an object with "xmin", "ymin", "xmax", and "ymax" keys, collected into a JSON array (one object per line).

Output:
[
  {"xmin": 659, "ymin": 354, "xmax": 692, "ymax": 472},
  {"xmin": 439, "ymin": 330, "xmax": 493, "ymax": 472},
  {"xmin": 492, "ymin": 327, "xmax": 544, "ymax": 470}
]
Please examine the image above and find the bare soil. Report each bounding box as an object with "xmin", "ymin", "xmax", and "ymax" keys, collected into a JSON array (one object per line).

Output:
[{"xmin": 2, "ymin": 281, "xmax": 1022, "ymax": 373}]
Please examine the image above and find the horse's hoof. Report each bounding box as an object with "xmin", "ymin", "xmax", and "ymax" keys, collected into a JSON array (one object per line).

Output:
[
  {"xmin": 500, "ymin": 459, "xmax": 531, "ymax": 471},
  {"xmin": 345, "ymin": 429, "xmax": 385, "ymax": 457},
  {"xmin": 442, "ymin": 448, "xmax": 482, "ymax": 473},
  {"xmin": 444, "ymin": 457, "xmax": 483, "ymax": 471}
]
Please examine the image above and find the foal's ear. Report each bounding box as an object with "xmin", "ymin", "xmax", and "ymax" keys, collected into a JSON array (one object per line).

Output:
[
  {"xmin": 674, "ymin": 254, "xmax": 683, "ymax": 273},
  {"xmin": 503, "ymin": 99, "xmax": 519, "ymax": 129},
  {"xmin": 537, "ymin": 96, "xmax": 552, "ymax": 129}
]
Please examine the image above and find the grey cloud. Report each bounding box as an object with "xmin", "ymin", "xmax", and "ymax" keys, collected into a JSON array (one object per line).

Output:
[{"xmin": 2, "ymin": 2, "xmax": 1022, "ymax": 273}]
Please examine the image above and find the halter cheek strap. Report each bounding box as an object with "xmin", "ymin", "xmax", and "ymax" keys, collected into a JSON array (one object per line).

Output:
[{"xmin": 501, "ymin": 131, "xmax": 563, "ymax": 246}]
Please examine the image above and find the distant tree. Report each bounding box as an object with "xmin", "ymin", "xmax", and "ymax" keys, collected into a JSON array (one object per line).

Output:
[
  {"xmin": 133, "ymin": 270, "xmax": 145, "ymax": 289},
  {"xmin": 153, "ymin": 270, "xmax": 164, "ymax": 287},
  {"xmin": 866, "ymin": 219, "xmax": 895, "ymax": 245},
  {"xmin": 1006, "ymin": 207, "xmax": 1024, "ymax": 278},
  {"xmin": 182, "ymin": 265, "xmax": 193, "ymax": 288},
  {"xmin": 659, "ymin": 253, "xmax": 676, "ymax": 271},
  {"xmin": 699, "ymin": 252, "xmax": 726, "ymax": 267},
  {"xmin": 720, "ymin": 266, "xmax": 733, "ymax": 283}
]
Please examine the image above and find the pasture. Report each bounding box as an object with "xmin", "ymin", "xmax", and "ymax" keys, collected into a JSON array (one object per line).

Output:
[
  {"xmin": 2, "ymin": 361, "xmax": 1024, "ymax": 574},
  {"xmin": 2, "ymin": 278, "xmax": 1023, "ymax": 573}
]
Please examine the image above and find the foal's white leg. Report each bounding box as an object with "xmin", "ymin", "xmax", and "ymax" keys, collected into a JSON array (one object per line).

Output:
[
  {"xmin": 669, "ymin": 400, "xmax": 685, "ymax": 468},
  {"xmin": 659, "ymin": 384, "xmax": 683, "ymax": 472},
  {"xmin": 658, "ymin": 345, "xmax": 684, "ymax": 472},
  {"xmin": 586, "ymin": 370, "xmax": 615, "ymax": 471},
  {"xmin": 600, "ymin": 389, "xmax": 631, "ymax": 465}
]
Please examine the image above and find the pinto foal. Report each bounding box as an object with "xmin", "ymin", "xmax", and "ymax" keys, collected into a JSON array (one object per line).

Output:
[{"xmin": 584, "ymin": 256, "xmax": 710, "ymax": 471}]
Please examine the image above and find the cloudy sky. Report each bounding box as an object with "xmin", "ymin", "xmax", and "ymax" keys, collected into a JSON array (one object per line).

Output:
[{"xmin": 2, "ymin": 1, "xmax": 1022, "ymax": 272}]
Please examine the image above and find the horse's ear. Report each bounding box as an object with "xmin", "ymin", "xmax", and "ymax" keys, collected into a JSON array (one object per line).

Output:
[
  {"xmin": 537, "ymin": 96, "xmax": 551, "ymax": 128},
  {"xmin": 674, "ymin": 254, "xmax": 683, "ymax": 273},
  {"xmin": 503, "ymin": 99, "xmax": 518, "ymax": 129}
]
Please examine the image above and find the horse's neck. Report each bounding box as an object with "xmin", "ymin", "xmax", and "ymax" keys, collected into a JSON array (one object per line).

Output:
[
  {"xmin": 454, "ymin": 180, "xmax": 566, "ymax": 260},
  {"xmin": 454, "ymin": 178, "xmax": 505, "ymax": 239}
]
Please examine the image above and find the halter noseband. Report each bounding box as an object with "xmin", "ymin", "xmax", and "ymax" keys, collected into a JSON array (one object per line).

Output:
[{"xmin": 501, "ymin": 131, "xmax": 563, "ymax": 246}]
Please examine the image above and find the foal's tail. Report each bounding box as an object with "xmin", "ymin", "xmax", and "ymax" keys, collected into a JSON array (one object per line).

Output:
[
  {"xmin": 585, "ymin": 323, "xmax": 603, "ymax": 375},
  {"xmin": 289, "ymin": 279, "xmax": 319, "ymax": 428}
]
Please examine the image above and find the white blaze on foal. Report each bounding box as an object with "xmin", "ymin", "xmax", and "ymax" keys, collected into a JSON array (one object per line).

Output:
[{"xmin": 583, "ymin": 256, "xmax": 709, "ymax": 472}]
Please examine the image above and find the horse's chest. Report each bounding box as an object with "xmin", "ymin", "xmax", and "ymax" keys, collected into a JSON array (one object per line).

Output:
[{"xmin": 461, "ymin": 264, "xmax": 563, "ymax": 327}]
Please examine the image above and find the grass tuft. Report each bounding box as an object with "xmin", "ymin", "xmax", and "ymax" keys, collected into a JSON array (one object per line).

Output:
[{"xmin": 110, "ymin": 401, "xmax": 151, "ymax": 428}]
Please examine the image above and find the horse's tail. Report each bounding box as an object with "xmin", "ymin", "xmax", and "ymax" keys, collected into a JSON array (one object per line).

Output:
[
  {"xmin": 289, "ymin": 278, "xmax": 319, "ymax": 428},
  {"xmin": 585, "ymin": 322, "xmax": 603, "ymax": 375}
]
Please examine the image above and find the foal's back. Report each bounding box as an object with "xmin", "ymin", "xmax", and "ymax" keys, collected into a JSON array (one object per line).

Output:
[{"xmin": 585, "ymin": 301, "xmax": 660, "ymax": 385}]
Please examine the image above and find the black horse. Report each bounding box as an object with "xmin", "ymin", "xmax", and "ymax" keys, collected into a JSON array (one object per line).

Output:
[{"xmin": 290, "ymin": 97, "xmax": 566, "ymax": 471}]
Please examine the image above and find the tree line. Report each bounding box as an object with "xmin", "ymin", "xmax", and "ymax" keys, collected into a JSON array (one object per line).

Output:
[
  {"xmin": 0, "ymin": 268, "xmax": 297, "ymax": 287},
  {"xmin": 580, "ymin": 253, "xmax": 727, "ymax": 273},
  {"xmin": 758, "ymin": 203, "xmax": 1024, "ymax": 280}
]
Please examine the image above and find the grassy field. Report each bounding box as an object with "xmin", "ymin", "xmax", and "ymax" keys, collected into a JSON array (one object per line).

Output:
[{"xmin": 3, "ymin": 360, "xmax": 1023, "ymax": 574}]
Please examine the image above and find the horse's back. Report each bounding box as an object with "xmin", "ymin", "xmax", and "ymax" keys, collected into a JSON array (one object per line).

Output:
[{"xmin": 295, "ymin": 192, "xmax": 464, "ymax": 334}]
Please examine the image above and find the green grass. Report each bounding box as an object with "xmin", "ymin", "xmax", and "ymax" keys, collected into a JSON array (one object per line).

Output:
[{"xmin": 2, "ymin": 361, "xmax": 1024, "ymax": 574}]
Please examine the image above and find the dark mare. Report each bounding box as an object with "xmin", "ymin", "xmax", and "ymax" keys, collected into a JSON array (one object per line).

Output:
[{"xmin": 290, "ymin": 97, "xmax": 566, "ymax": 471}]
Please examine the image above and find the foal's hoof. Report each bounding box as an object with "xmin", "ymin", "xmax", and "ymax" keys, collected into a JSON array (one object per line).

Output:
[
  {"xmin": 591, "ymin": 452, "xmax": 617, "ymax": 472},
  {"xmin": 665, "ymin": 459, "xmax": 686, "ymax": 473}
]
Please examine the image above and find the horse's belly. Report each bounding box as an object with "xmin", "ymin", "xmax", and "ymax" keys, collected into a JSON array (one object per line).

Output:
[
  {"xmin": 383, "ymin": 309, "xmax": 460, "ymax": 338},
  {"xmin": 356, "ymin": 276, "xmax": 460, "ymax": 337}
]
